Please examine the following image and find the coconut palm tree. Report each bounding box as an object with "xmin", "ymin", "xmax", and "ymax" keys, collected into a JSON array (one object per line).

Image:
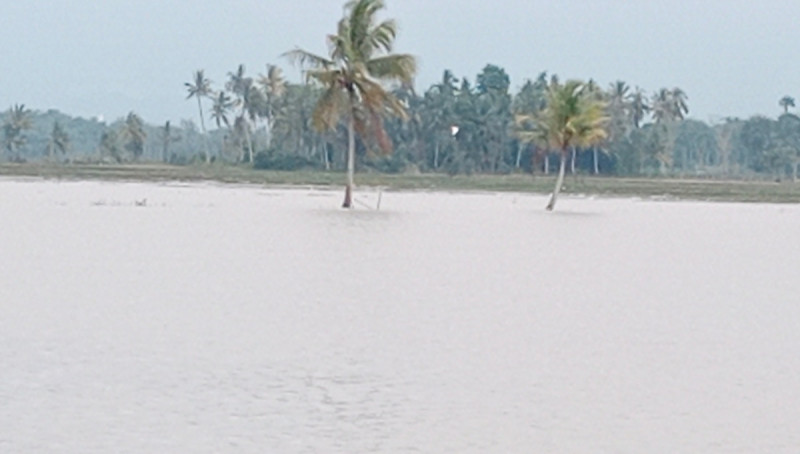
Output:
[
  {"xmin": 159, "ymin": 121, "xmax": 180, "ymax": 163},
  {"xmin": 48, "ymin": 121, "xmax": 70, "ymax": 159},
  {"xmin": 285, "ymin": 0, "xmax": 416, "ymax": 208},
  {"xmin": 652, "ymin": 87, "xmax": 689, "ymax": 123},
  {"xmin": 185, "ymin": 70, "xmax": 212, "ymax": 163},
  {"xmin": 628, "ymin": 87, "xmax": 650, "ymax": 129},
  {"xmin": 539, "ymin": 80, "xmax": 607, "ymax": 211},
  {"xmin": 779, "ymin": 95, "xmax": 795, "ymax": 114},
  {"xmin": 226, "ymin": 65, "xmax": 260, "ymax": 162},
  {"xmin": 258, "ymin": 64, "xmax": 287, "ymax": 147},
  {"xmin": 423, "ymin": 70, "xmax": 461, "ymax": 169},
  {"xmin": 2, "ymin": 104, "xmax": 33, "ymax": 160},
  {"xmin": 121, "ymin": 111, "xmax": 147, "ymax": 161},
  {"xmin": 210, "ymin": 91, "xmax": 235, "ymax": 158}
]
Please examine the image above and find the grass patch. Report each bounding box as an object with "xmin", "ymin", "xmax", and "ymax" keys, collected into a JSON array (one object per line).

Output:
[{"xmin": 1, "ymin": 162, "xmax": 800, "ymax": 203}]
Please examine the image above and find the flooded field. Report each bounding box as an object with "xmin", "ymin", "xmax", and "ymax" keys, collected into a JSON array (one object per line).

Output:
[{"xmin": 1, "ymin": 179, "xmax": 798, "ymax": 453}]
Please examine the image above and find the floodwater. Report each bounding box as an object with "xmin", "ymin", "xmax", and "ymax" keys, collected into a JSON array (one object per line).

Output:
[{"xmin": 1, "ymin": 178, "xmax": 799, "ymax": 453}]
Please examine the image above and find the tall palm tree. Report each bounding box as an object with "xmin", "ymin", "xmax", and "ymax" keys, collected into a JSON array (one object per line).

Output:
[
  {"xmin": 226, "ymin": 65, "xmax": 259, "ymax": 162},
  {"xmin": 628, "ymin": 87, "xmax": 650, "ymax": 129},
  {"xmin": 779, "ymin": 95, "xmax": 795, "ymax": 114},
  {"xmin": 285, "ymin": 0, "xmax": 416, "ymax": 208},
  {"xmin": 210, "ymin": 91, "xmax": 235, "ymax": 159},
  {"xmin": 121, "ymin": 111, "xmax": 147, "ymax": 161},
  {"xmin": 185, "ymin": 70, "xmax": 212, "ymax": 163},
  {"xmin": 511, "ymin": 73, "xmax": 548, "ymax": 169},
  {"xmin": 159, "ymin": 121, "xmax": 180, "ymax": 163},
  {"xmin": 48, "ymin": 121, "xmax": 70, "ymax": 159},
  {"xmin": 2, "ymin": 104, "xmax": 33, "ymax": 160},
  {"xmin": 258, "ymin": 64, "xmax": 287, "ymax": 148},
  {"xmin": 423, "ymin": 70, "xmax": 460, "ymax": 169},
  {"xmin": 539, "ymin": 80, "xmax": 607, "ymax": 211}
]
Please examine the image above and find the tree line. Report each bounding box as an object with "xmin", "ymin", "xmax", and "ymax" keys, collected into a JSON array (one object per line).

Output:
[{"xmin": 3, "ymin": 2, "xmax": 800, "ymax": 184}]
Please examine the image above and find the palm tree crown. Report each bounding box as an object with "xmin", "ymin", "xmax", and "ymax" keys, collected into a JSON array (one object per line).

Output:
[
  {"xmin": 284, "ymin": 0, "xmax": 416, "ymax": 207},
  {"xmin": 541, "ymin": 80, "xmax": 608, "ymax": 152},
  {"xmin": 536, "ymin": 79, "xmax": 608, "ymax": 210},
  {"xmin": 779, "ymin": 95, "xmax": 795, "ymax": 114}
]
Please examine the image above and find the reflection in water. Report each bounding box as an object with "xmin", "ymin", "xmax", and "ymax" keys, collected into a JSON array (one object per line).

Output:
[{"xmin": 1, "ymin": 180, "xmax": 799, "ymax": 453}]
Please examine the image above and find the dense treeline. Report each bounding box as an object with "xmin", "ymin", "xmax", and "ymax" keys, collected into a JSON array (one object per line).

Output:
[
  {"xmin": 3, "ymin": 0, "xmax": 800, "ymax": 185},
  {"xmin": 3, "ymin": 67, "xmax": 800, "ymax": 181},
  {"xmin": 4, "ymin": 70, "xmax": 800, "ymax": 181}
]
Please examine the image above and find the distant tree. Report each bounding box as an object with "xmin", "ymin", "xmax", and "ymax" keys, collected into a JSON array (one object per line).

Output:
[
  {"xmin": 474, "ymin": 64, "xmax": 512, "ymax": 172},
  {"xmin": 773, "ymin": 113, "xmax": 800, "ymax": 180},
  {"xmin": 185, "ymin": 70, "xmax": 212, "ymax": 163},
  {"xmin": 476, "ymin": 64, "xmax": 510, "ymax": 94},
  {"xmin": 285, "ymin": 0, "xmax": 417, "ymax": 208},
  {"xmin": 512, "ymin": 72, "xmax": 548, "ymax": 169},
  {"xmin": 779, "ymin": 95, "xmax": 795, "ymax": 114},
  {"xmin": 2, "ymin": 104, "xmax": 33, "ymax": 160},
  {"xmin": 257, "ymin": 64, "xmax": 287, "ymax": 147},
  {"xmin": 210, "ymin": 91, "xmax": 235, "ymax": 158},
  {"xmin": 713, "ymin": 118, "xmax": 742, "ymax": 175},
  {"xmin": 47, "ymin": 121, "xmax": 70, "ymax": 159},
  {"xmin": 539, "ymin": 80, "xmax": 607, "ymax": 210},
  {"xmin": 99, "ymin": 129, "xmax": 122, "ymax": 163},
  {"xmin": 652, "ymin": 87, "xmax": 689, "ymax": 123},
  {"xmin": 423, "ymin": 70, "xmax": 461, "ymax": 169},
  {"xmin": 738, "ymin": 116, "xmax": 775, "ymax": 172},
  {"xmin": 121, "ymin": 112, "xmax": 146, "ymax": 161},
  {"xmin": 159, "ymin": 121, "xmax": 180, "ymax": 163},
  {"xmin": 673, "ymin": 119, "xmax": 719, "ymax": 173},
  {"xmin": 226, "ymin": 65, "xmax": 258, "ymax": 162},
  {"xmin": 628, "ymin": 87, "xmax": 650, "ymax": 129}
]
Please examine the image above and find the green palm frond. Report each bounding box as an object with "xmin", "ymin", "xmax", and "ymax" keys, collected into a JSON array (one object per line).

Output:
[
  {"xmin": 538, "ymin": 79, "xmax": 608, "ymax": 151},
  {"xmin": 366, "ymin": 54, "xmax": 415, "ymax": 83},
  {"xmin": 362, "ymin": 18, "xmax": 396, "ymax": 56}
]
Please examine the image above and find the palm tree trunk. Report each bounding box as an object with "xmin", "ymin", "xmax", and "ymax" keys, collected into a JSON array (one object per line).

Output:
[
  {"xmin": 570, "ymin": 146, "xmax": 577, "ymax": 174},
  {"xmin": 343, "ymin": 116, "xmax": 355, "ymax": 208},
  {"xmin": 593, "ymin": 146, "xmax": 599, "ymax": 175},
  {"xmin": 244, "ymin": 123, "xmax": 254, "ymax": 163},
  {"xmin": 544, "ymin": 153, "xmax": 550, "ymax": 174},
  {"xmin": 196, "ymin": 96, "xmax": 210, "ymax": 164},
  {"xmin": 434, "ymin": 141, "xmax": 440, "ymax": 170},
  {"xmin": 515, "ymin": 143, "xmax": 523, "ymax": 168},
  {"xmin": 546, "ymin": 148, "xmax": 568, "ymax": 211}
]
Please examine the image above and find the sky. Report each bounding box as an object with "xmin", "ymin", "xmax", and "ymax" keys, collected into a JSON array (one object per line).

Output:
[{"xmin": 1, "ymin": 0, "xmax": 798, "ymax": 125}]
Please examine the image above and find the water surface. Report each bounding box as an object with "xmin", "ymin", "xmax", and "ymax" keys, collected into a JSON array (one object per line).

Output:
[{"xmin": 1, "ymin": 179, "xmax": 798, "ymax": 453}]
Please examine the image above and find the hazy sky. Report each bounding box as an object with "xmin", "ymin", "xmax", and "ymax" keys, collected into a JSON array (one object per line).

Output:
[{"xmin": 2, "ymin": 0, "xmax": 798, "ymax": 125}]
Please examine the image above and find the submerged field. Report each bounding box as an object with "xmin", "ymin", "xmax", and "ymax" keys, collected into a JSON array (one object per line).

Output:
[
  {"xmin": 2, "ymin": 162, "xmax": 800, "ymax": 203},
  {"xmin": 1, "ymin": 179, "xmax": 798, "ymax": 453}
]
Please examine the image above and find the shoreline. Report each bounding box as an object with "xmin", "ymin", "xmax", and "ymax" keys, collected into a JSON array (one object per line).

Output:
[{"xmin": 2, "ymin": 163, "xmax": 800, "ymax": 204}]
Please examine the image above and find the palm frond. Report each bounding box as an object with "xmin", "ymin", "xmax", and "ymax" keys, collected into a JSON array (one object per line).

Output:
[
  {"xmin": 283, "ymin": 48, "xmax": 334, "ymax": 69},
  {"xmin": 366, "ymin": 54, "xmax": 416, "ymax": 83},
  {"xmin": 364, "ymin": 19, "xmax": 396, "ymax": 55},
  {"xmin": 312, "ymin": 86, "xmax": 349, "ymax": 131}
]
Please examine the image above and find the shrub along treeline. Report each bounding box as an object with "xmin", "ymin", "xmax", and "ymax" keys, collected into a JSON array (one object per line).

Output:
[{"xmin": 3, "ymin": 65, "xmax": 800, "ymax": 181}]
